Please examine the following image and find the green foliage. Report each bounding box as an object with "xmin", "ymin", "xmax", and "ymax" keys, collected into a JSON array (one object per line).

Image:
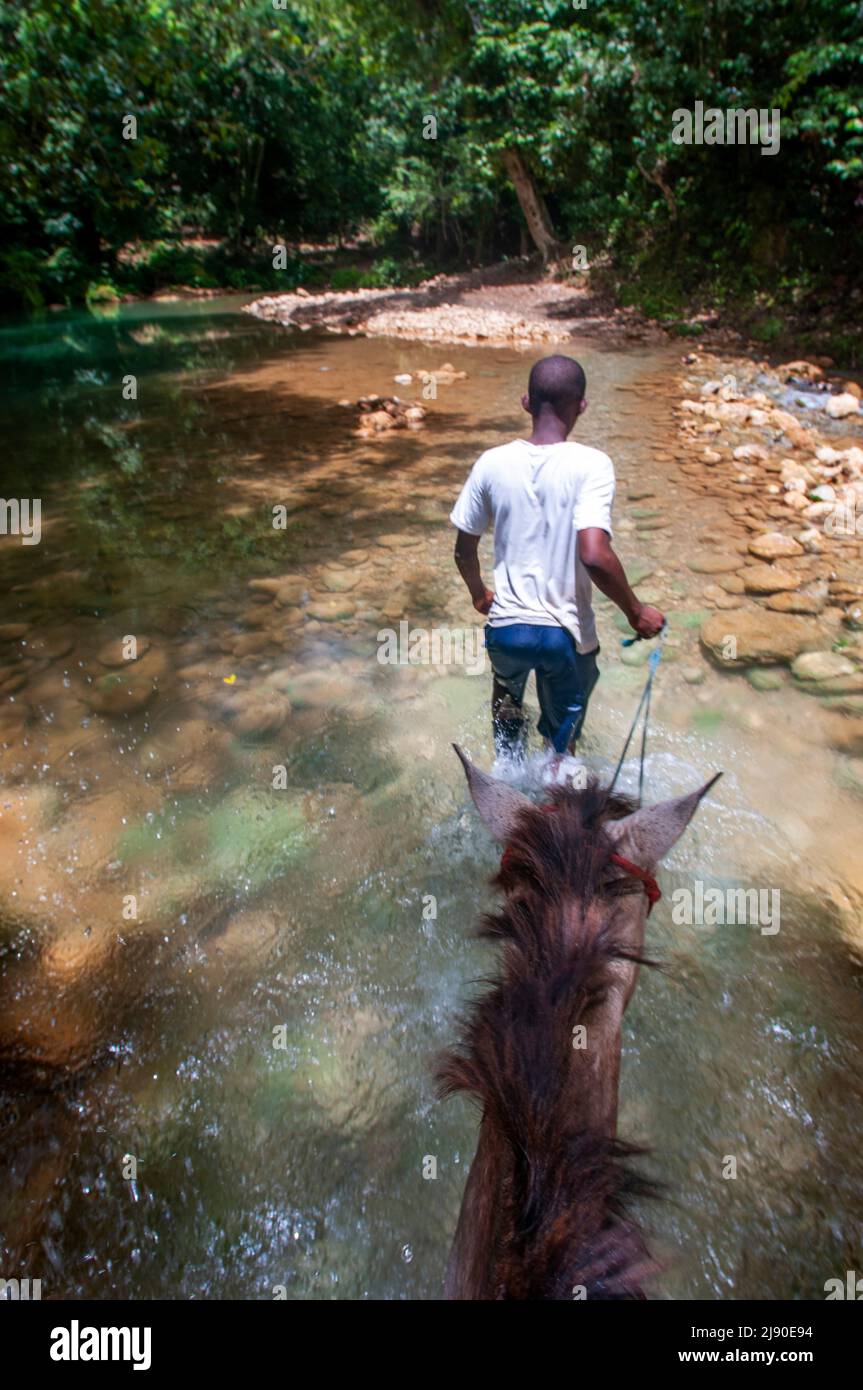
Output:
[{"xmin": 0, "ymin": 0, "xmax": 861, "ymax": 343}]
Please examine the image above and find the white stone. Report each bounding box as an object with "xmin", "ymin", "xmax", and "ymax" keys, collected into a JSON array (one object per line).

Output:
[{"xmin": 825, "ymin": 393, "xmax": 860, "ymax": 419}]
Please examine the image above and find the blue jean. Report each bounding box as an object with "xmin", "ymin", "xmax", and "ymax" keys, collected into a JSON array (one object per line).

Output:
[{"xmin": 485, "ymin": 624, "xmax": 600, "ymax": 754}]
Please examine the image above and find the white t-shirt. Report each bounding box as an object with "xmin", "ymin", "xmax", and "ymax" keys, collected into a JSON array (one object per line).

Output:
[{"xmin": 450, "ymin": 438, "xmax": 615, "ymax": 654}]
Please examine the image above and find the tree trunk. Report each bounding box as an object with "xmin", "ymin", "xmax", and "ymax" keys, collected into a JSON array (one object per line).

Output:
[
  {"xmin": 636, "ymin": 158, "xmax": 678, "ymax": 221},
  {"xmin": 502, "ymin": 148, "xmax": 561, "ymax": 262}
]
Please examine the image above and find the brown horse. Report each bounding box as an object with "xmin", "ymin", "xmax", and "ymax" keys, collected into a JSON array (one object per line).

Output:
[{"xmin": 439, "ymin": 745, "xmax": 720, "ymax": 1300}]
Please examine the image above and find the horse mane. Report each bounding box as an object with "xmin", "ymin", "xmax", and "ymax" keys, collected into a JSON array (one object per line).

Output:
[{"xmin": 437, "ymin": 778, "xmax": 659, "ymax": 1300}]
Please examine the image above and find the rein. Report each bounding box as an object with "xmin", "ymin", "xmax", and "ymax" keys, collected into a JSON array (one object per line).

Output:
[
  {"xmin": 498, "ymin": 628, "xmax": 668, "ymax": 914},
  {"xmin": 606, "ymin": 625, "xmax": 667, "ymax": 807}
]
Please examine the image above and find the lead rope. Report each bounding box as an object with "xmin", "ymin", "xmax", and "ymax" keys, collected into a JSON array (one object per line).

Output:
[{"xmin": 605, "ymin": 623, "xmax": 667, "ymax": 808}]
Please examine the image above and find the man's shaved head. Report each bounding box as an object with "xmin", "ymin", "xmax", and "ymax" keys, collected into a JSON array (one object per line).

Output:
[{"xmin": 527, "ymin": 354, "xmax": 587, "ymax": 417}]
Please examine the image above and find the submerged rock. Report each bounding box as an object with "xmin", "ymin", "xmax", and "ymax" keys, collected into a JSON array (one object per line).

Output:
[
  {"xmin": 96, "ymin": 635, "xmax": 152, "ymax": 667},
  {"xmin": 306, "ymin": 597, "xmax": 356, "ymax": 622},
  {"xmin": 219, "ymin": 686, "xmax": 290, "ymax": 737},
  {"xmin": 791, "ymin": 651, "xmax": 857, "ymax": 683},
  {"xmin": 837, "ymin": 758, "xmax": 863, "ymax": 798},
  {"xmin": 320, "ymin": 569, "xmax": 359, "ymax": 593},
  {"xmin": 274, "ymin": 578, "xmax": 306, "ymax": 607},
  {"xmin": 276, "ymin": 669, "xmax": 356, "ymax": 709},
  {"xmin": 22, "ymin": 633, "xmax": 74, "ymax": 661},
  {"xmin": 746, "ymin": 667, "xmax": 785, "ymax": 691},
  {"xmin": 85, "ymin": 651, "xmax": 167, "ymax": 715},
  {"xmin": 821, "ymin": 714, "xmax": 863, "ymax": 756},
  {"xmin": 669, "ymin": 608, "xmax": 711, "ymax": 630}
]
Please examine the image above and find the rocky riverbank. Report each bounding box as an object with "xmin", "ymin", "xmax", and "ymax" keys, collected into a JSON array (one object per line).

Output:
[
  {"xmin": 656, "ymin": 351, "xmax": 863, "ymax": 753},
  {"xmin": 245, "ymin": 261, "xmax": 677, "ymax": 347}
]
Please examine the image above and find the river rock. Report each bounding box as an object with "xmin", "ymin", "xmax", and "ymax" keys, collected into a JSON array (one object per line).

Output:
[
  {"xmin": 746, "ymin": 667, "xmax": 785, "ymax": 691},
  {"xmin": 0, "ymin": 669, "xmax": 28, "ymax": 697},
  {"xmin": 765, "ymin": 591, "xmax": 823, "ymax": 614},
  {"xmin": 320, "ymin": 569, "xmax": 359, "ymax": 593},
  {"xmin": 220, "ymin": 687, "xmax": 290, "ymax": 737},
  {"xmin": 96, "ymin": 634, "xmax": 152, "ymax": 667},
  {"xmin": 23, "ymin": 633, "xmax": 74, "ymax": 661},
  {"xmin": 791, "ymin": 651, "xmax": 857, "ymax": 683},
  {"xmin": 306, "ymin": 597, "xmax": 356, "ymax": 622},
  {"xmin": 0, "ymin": 624, "xmax": 29, "ymax": 641},
  {"xmin": 821, "ymin": 692, "xmax": 863, "ymax": 716},
  {"xmin": 809, "ymin": 673, "xmax": 863, "ymax": 694},
  {"xmin": 821, "ymin": 714, "xmax": 863, "ymax": 756},
  {"xmin": 718, "ymin": 573, "xmax": 745, "ymax": 594},
  {"xmin": 740, "ymin": 564, "xmax": 801, "ymax": 595},
  {"xmin": 621, "ymin": 641, "xmax": 651, "ymax": 666},
  {"xmin": 733, "ymin": 444, "xmax": 768, "ymax": 463},
  {"xmin": 377, "ymin": 534, "xmax": 414, "ymax": 549},
  {"xmin": 670, "ymin": 609, "xmax": 711, "ymax": 629},
  {"xmin": 86, "ymin": 671, "xmax": 154, "ymax": 716},
  {"xmin": 687, "ymin": 554, "xmax": 744, "ymax": 575},
  {"xmin": 278, "ymin": 670, "xmax": 355, "ymax": 709},
  {"xmin": 359, "ymin": 409, "xmax": 399, "ymax": 432},
  {"xmin": 84, "ymin": 646, "xmax": 170, "ymax": 716},
  {"xmin": 626, "ymin": 563, "xmax": 654, "ymax": 586},
  {"xmin": 232, "ymin": 631, "xmax": 272, "ymax": 658},
  {"xmin": 748, "ymin": 533, "xmax": 804, "ymax": 561},
  {"xmin": 700, "ymin": 611, "xmax": 820, "ymax": 666},
  {"xmin": 777, "ymin": 360, "xmax": 824, "ymax": 384},
  {"xmin": 274, "ymin": 578, "xmax": 306, "ymax": 607},
  {"xmin": 825, "ymin": 393, "xmax": 860, "ymax": 419}
]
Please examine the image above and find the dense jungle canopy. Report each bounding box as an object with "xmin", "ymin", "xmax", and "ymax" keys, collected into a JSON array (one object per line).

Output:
[{"xmin": 1, "ymin": 0, "xmax": 861, "ymax": 346}]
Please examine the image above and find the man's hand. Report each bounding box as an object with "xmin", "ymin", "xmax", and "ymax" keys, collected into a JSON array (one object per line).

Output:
[
  {"xmin": 630, "ymin": 601, "xmax": 665, "ymax": 639},
  {"xmin": 578, "ymin": 528, "xmax": 665, "ymax": 638},
  {"xmin": 472, "ymin": 587, "xmax": 494, "ymax": 616}
]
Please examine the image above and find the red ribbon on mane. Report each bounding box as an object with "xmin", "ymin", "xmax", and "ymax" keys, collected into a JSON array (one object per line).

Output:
[{"xmin": 500, "ymin": 803, "xmax": 661, "ymax": 915}]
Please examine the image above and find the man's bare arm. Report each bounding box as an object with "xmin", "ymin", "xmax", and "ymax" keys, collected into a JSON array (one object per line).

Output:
[
  {"xmin": 578, "ymin": 527, "xmax": 664, "ymax": 637},
  {"xmin": 454, "ymin": 531, "xmax": 494, "ymax": 615}
]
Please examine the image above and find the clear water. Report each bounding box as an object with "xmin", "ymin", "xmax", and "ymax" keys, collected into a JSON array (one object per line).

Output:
[{"xmin": 1, "ymin": 297, "xmax": 861, "ymax": 1299}]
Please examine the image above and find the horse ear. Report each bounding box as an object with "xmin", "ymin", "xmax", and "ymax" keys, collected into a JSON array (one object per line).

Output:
[
  {"xmin": 452, "ymin": 744, "xmax": 533, "ymax": 844},
  {"xmin": 606, "ymin": 773, "xmax": 721, "ymax": 867}
]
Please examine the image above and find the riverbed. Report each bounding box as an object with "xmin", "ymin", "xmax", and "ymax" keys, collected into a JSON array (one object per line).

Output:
[{"xmin": 1, "ymin": 296, "xmax": 861, "ymax": 1299}]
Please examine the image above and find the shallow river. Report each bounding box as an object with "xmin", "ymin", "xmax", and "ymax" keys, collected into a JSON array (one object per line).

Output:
[{"xmin": 0, "ymin": 297, "xmax": 861, "ymax": 1299}]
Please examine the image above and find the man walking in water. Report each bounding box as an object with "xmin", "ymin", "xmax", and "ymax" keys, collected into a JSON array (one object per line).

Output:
[{"xmin": 451, "ymin": 354, "xmax": 664, "ymax": 762}]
